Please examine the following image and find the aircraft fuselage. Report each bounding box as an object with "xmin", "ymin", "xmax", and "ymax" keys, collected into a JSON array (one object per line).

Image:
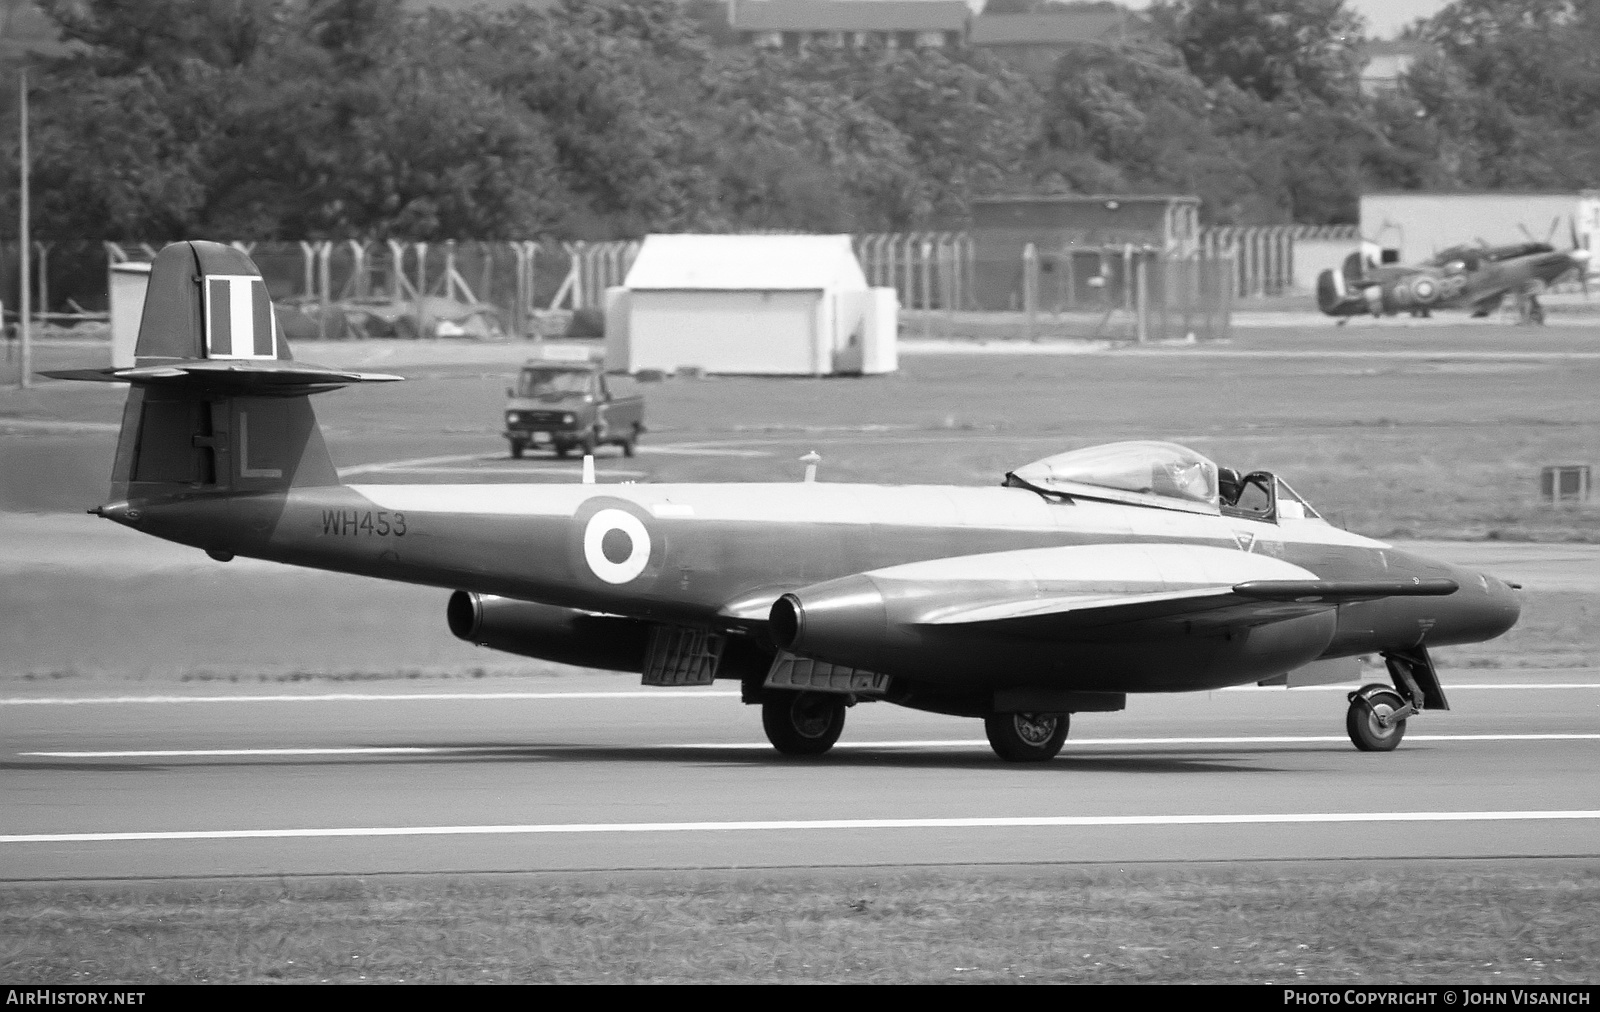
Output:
[{"xmin": 101, "ymin": 480, "xmax": 1520, "ymax": 696}]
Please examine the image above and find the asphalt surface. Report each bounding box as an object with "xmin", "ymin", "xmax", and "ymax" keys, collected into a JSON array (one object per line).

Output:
[
  {"xmin": 4, "ymin": 667, "xmax": 1598, "ymax": 880},
  {"xmin": 4, "ymin": 332, "xmax": 1597, "ymax": 882}
]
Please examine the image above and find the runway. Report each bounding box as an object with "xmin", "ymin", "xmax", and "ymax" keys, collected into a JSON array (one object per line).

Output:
[{"xmin": 4, "ymin": 671, "xmax": 1597, "ymax": 880}]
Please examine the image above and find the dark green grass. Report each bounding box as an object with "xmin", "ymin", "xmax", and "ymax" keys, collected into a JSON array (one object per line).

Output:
[{"xmin": 4, "ymin": 865, "xmax": 1596, "ymax": 984}]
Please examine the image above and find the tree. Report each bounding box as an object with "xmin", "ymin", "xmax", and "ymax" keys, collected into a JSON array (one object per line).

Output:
[
  {"xmin": 1158, "ymin": 0, "xmax": 1366, "ymax": 104},
  {"xmin": 39, "ymin": 0, "xmax": 284, "ymax": 77},
  {"xmin": 1403, "ymin": 0, "xmax": 1600, "ymax": 190}
]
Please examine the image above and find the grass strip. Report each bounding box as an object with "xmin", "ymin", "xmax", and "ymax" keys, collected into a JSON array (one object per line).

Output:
[{"xmin": 3, "ymin": 864, "xmax": 1595, "ymax": 984}]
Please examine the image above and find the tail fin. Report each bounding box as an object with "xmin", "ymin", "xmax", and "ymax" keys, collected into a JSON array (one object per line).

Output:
[{"xmin": 43, "ymin": 241, "xmax": 398, "ymax": 504}]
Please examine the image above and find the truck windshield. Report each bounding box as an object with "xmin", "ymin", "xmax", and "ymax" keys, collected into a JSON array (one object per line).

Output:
[{"xmin": 517, "ymin": 369, "xmax": 590, "ymax": 398}]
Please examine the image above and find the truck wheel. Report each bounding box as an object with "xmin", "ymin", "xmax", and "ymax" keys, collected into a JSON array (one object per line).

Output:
[
  {"xmin": 580, "ymin": 430, "xmax": 598, "ymax": 456},
  {"xmin": 509, "ymin": 441, "xmax": 525, "ymax": 459},
  {"xmin": 554, "ymin": 443, "xmax": 570, "ymax": 458},
  {"xmin": 621, "ymin": 425, "xmax": 640, "ymax": 457}
]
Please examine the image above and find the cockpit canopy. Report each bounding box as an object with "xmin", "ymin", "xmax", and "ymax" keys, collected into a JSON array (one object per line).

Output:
[
  {"xmin": 1009, "ymin": 441, "xmax": 1220, "ymax": 512},
  {"xmin": 1007, "ymin": 440, "xmax": 1324, "ymax": 521}
]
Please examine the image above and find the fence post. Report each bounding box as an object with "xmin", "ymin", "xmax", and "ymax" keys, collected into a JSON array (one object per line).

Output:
[
  {"xmin": 298, "ymin": 241, "xmax": 317, "ymax": 301},
  {"xmin": 1135, "ymin": 255, "xmax": 1148, "ymax": 344},
  {"xmin": 33, "ymin": 241, "xmax": 48, "ymax": 325},
  {"xmin": 1022, "ymin": 242, "xmax": 1038, "ymax": 341}
]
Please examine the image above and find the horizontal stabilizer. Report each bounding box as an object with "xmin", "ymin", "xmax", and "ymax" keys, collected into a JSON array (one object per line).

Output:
[
  {"xmin": 41, "ymin": 360, "xmax": 402, "ymax": 391},
  {"xmin": 1232, "ymin": 579, "xmax": 1457, "ymax": 602}
]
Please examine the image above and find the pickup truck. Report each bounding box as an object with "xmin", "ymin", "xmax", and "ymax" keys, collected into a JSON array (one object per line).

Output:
[{"xmin": 503, "ymin": 361, "xmax": 644, "ymax": 459}]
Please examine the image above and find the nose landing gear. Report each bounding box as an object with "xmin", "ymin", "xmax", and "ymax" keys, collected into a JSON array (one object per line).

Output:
[
  {"xmin": 1346, "ymin": 685, "xmax": 1408, "ymax": 751},
  {"xmin": 1344, "ymin": 646, "xmax": 1450, "ymax": 752}
]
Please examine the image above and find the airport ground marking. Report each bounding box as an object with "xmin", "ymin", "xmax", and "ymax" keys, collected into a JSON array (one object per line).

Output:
[
  {"xmin": 5, "ymin": 810, "xmax": 1600, "ymax": 845},
  {"xmin": 0, "ymin": 690, "xmax": 743, "ymax": 706},
  {"xmin": 20, "ymin": 733, "xmax": 1600, "ymax": 759}
]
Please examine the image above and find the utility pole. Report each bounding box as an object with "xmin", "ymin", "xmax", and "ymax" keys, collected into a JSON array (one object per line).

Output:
[{"xmin": 16, "ymin": 64, "xmax": 28, "ymax": 388}]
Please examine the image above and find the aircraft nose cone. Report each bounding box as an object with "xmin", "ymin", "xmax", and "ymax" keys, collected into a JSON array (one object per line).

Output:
[{"xmin": 1469, "ymin": 572, "xmax": 1522, "ymax": 642}]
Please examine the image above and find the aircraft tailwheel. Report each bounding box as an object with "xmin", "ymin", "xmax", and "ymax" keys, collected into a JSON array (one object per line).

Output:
[
  {"xmin": 1346, "ymin": 685, "xmax": 1407, "ymax": 752},
  {"xmin": 761, "ymin": 691, "xmax": 846, "ymax": 756},
  {"xmin": 985, "ymin": 712, "xmax": 1068, "ymax": 763}
]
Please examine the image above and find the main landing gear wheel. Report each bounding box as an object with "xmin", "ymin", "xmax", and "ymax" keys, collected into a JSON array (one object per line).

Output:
[
  {"xmin": 985, "ymin": 712, "xmax": 1069, "ymax": 763},
  {"xmin": 761, "ymin": 691, "xmax": 846, "ymax": 756},
  {"xmin": 1346, "ymin": 685, "xmax": 1407, "ymax": 752}
]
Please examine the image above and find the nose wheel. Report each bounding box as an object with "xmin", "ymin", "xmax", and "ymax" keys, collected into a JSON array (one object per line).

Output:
[
  {"xmin": 984, "ymin": 712, "xmax": 1069, "ymax": 762},
  {"xmin": 1346, "ymin": 685, "xmax": 1408, "ymax": 751},
  {"xmin": 761, "ymin": 690, "xmax": 846, "ymax": 756}
]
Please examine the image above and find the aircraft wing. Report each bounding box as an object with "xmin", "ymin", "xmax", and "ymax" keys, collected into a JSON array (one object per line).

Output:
[
  {"xmin": 918, "ymin": 578, "xmax": 1458, "ymax": 638},
  {"xmin": 761, "ymin": 542, "xmax": 1464, "ymax": 650}
]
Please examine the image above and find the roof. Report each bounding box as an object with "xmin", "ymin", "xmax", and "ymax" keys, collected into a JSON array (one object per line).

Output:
[
  {"xmin": 969, "ymin": 11, "xmax": 1130, "ymax": 46},
  {"xmin": 625, "ymin": 235, "xmax": 868, "ymax": 291},
  {"xmin": 976, "ymin": 194, "xmax": 1200, "ymax": 206},
  {"xmin": 731, "ymin": 1, "xmax": 970, "ymax": 33},
  {"xmin": 1361, "ymin": 39, "xmax": 1429, "ymax": 60}
]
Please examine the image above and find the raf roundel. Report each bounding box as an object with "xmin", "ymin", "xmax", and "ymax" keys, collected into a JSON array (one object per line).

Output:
[{"xmin": 583, "ymin": 508, "xmax": 652, "ymax": 585}]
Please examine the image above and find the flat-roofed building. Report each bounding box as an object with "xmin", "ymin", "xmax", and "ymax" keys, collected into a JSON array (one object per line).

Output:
[
  {"xmin": 969, "ymin": 9, "xmax": 1140, "ymax": 78},
  {"xmin": 730, "ymin": 0, "xmax": 970, "ymax": 51}
]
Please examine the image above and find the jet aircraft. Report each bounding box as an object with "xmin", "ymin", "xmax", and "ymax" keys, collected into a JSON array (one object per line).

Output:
[
  {"xmin": 51, "ymin": 242, "xmax": 1522, "ymax": 762},
  {"xmin": 1317, "ymin": 232, "xmax": 1591, "ymax": 324}
]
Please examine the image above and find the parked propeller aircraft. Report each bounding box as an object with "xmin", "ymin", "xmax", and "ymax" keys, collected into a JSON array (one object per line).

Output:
[
  {"xmin": 51, "ymin": 243, "xmax": 1522, "ymax": 762},
  {"xmin": 1317, "ymin": 230, "xmax": 1591, "ymax": 324}
]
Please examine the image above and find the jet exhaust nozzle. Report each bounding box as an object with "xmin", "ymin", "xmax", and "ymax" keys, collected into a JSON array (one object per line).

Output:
[
  {"xmin": 447, "ymin": 590, "xmax": 652, "ymax": 672},
  {"xmin": 769, "ymin": 594, "xmax": 804, "ymax": 652}
]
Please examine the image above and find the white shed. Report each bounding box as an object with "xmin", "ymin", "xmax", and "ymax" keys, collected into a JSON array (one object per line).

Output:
[{"xmin": 605, "ymin": 234, "xmax": 896, "ymax": 376}]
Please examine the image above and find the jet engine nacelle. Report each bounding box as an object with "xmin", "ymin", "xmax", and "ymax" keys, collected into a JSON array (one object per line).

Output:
[
  {"xmin": 770, "ymin": 545, "xmax": 1340, "ymax": 693},
  {"xmin": 447, "ymin": 591, "xmax": 651, "ymax": 672}
]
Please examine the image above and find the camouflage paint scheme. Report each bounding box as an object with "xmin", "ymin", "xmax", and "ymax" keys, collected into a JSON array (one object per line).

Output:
[{"xmin": 1317, "ymin": 241, "xmax": 1592, "ymax": 322}]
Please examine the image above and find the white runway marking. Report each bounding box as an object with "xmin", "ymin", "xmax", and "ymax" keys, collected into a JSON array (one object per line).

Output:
[
  {"xmin": 5, "ymin": 811, "xmax": 1598, "ymax": 845},
  {"xmin": 20, "ymin": 733, "xmax": 1600, "ymax": 759},
  {"xmin": 5, "ymin": 684, "xmax": 1598, "ymax": 706},
  {"xmin": 1226, "ymin": 683, "xmax": 1600, "ymax": 692},
  {"xmin": 18, "ymin": 747, "xmax": 551, "ymax": 759},
  {"xmin": 0, "ymin": 690, "xmax": 741, "ymax": 706}
]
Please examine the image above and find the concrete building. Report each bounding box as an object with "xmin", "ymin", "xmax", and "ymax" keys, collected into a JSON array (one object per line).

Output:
[
  {"xmin": 1360, "ymin": 191, "xmax": 1600, "ymax": 268},
  {"xmin": 970, "ymin": 194, "xmax": 1200, "ymax": 309},
  {"xmin": 605, "ymin": 234, "xmax": 896, "ymax": 376},
  {"xmin": 730, "ymin": 0, "xmax": 969, "ymax": 51},
  {"xmin": 1359, "ymin": 39, "xmax": 1429, "ymax": 95}
]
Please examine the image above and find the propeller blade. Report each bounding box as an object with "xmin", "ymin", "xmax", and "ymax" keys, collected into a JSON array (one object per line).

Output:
[
  {"xmin": 1548, "ymin": 217, "xmax": 1560, "ymax": 244},
  {"xmin": 1518, "ymin": 223, "xmax": 1537, "ymax": 243}
]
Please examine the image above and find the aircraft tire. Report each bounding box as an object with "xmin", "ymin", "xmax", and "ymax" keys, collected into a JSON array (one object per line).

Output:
[
  {"xmin": 984, "ymin": 712, "xmax": 1068, "ymax": 763},
  {"xmin": 1346, "ymin": 687, "xmax": 1407, "ymax": 752},
  {"xmin": 761, "ymin": 691, "xmax": 845, "ymax": 756}
]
